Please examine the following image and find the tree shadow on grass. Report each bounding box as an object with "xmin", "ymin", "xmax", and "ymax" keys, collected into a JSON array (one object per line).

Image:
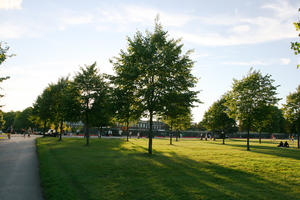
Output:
[
  {"xmin": 216, "ymin": 141, "xmax": 300, "ymax": 161},
  {"xmin": 38, "ymin": 138, "xmax": 299, "ymax": 200}
]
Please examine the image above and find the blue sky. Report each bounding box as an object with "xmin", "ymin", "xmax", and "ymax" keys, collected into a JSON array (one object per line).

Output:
[{"xmin": 1, "ymin": 0, "xmax": 300, "ymax": 122}]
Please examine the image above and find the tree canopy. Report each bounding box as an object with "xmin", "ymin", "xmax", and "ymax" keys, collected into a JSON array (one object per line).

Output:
[
  {"xmin": 226, "ymin": 69, "xmax": 280, "ymax": 150},
  {"xmin": 202, "ymin": 96, "xmax": 237, "ymax": 144},
  {"xmin": 283, "ymin": 85, "xmax": 300, "ymax": 148},
  {"xmin": 73, "ymin": 62, "xmax": 110, "ymax": 145},
  {"xmin": 112, "ymin": 18, "xmax": 199, "ymax": 154},
  {"xmin": 291, "ymin": 8, "xmax": 300, "ymax": 68}
]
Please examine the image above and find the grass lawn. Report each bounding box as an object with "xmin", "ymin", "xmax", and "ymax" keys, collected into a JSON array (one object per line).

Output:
[{"xmin": 37, "ymin": 137, "xmax": 300, "ymax": 200}]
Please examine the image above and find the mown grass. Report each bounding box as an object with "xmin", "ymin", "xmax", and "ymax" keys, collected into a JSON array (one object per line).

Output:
[{"xmin": 37, "ymin": 137, "xmax": 300, "ymax": 200}]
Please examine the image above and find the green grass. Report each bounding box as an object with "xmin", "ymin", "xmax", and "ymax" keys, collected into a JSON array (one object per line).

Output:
[{"xmin": 37, "ymin": 137, "xmax": 300, "ymax": 200}]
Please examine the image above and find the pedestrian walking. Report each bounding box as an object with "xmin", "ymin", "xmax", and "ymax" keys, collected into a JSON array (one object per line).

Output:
[{"xmin": 28, "ymin": 127, "xmax": 32, "ymax": 137}]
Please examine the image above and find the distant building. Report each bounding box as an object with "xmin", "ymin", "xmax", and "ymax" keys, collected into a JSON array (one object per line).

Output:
[{"xmin": 116, "ymin": 120, "xmax": 167, "ymax": 131}]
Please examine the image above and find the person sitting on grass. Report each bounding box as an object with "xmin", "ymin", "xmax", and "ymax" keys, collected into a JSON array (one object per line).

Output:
[
  {"xmin": 278, "ymin": 141, "xmax": 283, "ymax": 147},
  {"xmin": 284, "ymin": 141, "xmax": 289, "ymax": 148}
]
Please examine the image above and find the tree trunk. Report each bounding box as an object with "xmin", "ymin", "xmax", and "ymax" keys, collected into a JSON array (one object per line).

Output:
[
  {"xmin": 170, "ymin": 132, "xmax": 173, "ymax": 145},
  {"xmin": 247, "ymin": 125, "xmax": 250, "ymax": 151},
  {"xmin": 176, "ymin": 131, "xmax": 179, "ymax": 142},
  {"xmin": 85, "ymin": 111, "xmax": 89, "ymax": 146},
  {"xmin": 126, "ymin": 121, "xmax": 129, "ymax": 142},
  {"xmin": 298, "ymin": 133, "xmax": 300, "ymax": 149},
  {"xmin": 43, "ymin": 120, "xmax": 47, "ymax": 137},
  {"xmin": 148, "ymin": 111, "xmax": 153, "ymax": 154},
  {"xmin": 223, "ymin": 131, "xmax": 225, "ymax": 145},
  {"xmin": 59, "ymin": 120, "xmax": 63, "ymax": 141},
  {"xmin": 55, "ymin": 124, "xmax": 58, "ymax": 137}
]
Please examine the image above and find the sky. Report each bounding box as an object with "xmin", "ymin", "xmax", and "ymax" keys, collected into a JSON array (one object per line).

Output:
[{"xmin": 0, "ymin": 0, "xmax": 300, "ymax": 123}]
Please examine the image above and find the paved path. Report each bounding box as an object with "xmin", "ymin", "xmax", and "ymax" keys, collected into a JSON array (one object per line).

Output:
[{"xmin": 0, "ymin": 135, "xmax": 44, "ymax": 200}]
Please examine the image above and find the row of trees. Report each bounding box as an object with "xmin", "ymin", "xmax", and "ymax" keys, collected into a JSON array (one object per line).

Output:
[
  {"xmin": 201, "ymin": 69, "xmax": 300, "ymax": 150},
  {"xmin": 30, "ymin": 19, "xmax": 199, "ymax": 154}
]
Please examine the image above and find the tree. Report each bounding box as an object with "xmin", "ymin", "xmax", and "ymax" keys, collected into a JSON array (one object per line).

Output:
[
  {"xmin": 0, "ymin": 42, "xmax": 13, "ymax": 65},
  {"xmin": 202, "ymin": 96, "xmax": 237, "ymax": 144},
  {"xmin": 0, "ymin": 42, "xmax": 11, "ymax": 101},
  {"xmin": 283, "ymin": 85, "xmax": 300, "ymax": 148},
  {"xmin": 162, "ymin": 92, "xmax": 195, "ymax": 144},
  {"xmin": 225, "ymin": 69, "xmax": 280, "ymax": 150},
  {"xmin": 110, "ymin": 58, "xmax": 142, "ymax": 141},
  {"xmin": 73, "ymin": 62, "xmax": 108, "ymax": 145},
  {"xmin": 112, "ymin": 18, "xmax": 199, "ymax": 154},
  {"xmin": 291, "ymin": 8, "xmax": 300, "ymax": 68},
  {"xmin": 51, "ymin": 78, "xmax": 81, "ymax": 141},
  {"xmin": 3, "ymin": 111, "xmax": 17, "ymax": 131},
  {"xmin": 253, "ymin": 105, "xmax": 286, "ymax": 143},
  {"xmin": 33, "ymin": 87, "xmax": 54, "ymax": 134},
  {"xmin": 111, "ymin": 83, "xmax": 141, "ymax": 142},
  {"xmin": 90, "ymin": 77, "xmax": 114, "ymax": 138},
  {"xmin": 0, "ymin": 111, "xmax": 5, "ymax": 130},
  {"xmin": 13, "ymin": 107, "xmax": 35, "ymax": 130}
]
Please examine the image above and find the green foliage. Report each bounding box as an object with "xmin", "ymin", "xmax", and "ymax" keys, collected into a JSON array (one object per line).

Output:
[
  {"xmin": 0, "ymin": 42, "xmax": 12, "ymax": 65},
  {"xmin": 253, "ymin": 106, "xmax": 286, "ymax": 133},
  {"xmin": 162, "ymin": 91, "xmax": 196, "ymax": 131},
  {"xmin": 51, "ymin": 77, "xmax": 81, "ymax": 124},
  {"xmin": 89, "ymin": 79, "xmax": 113, "ymax": 129},
  {"xmin": 3, "ymin": 111, "xmax": 17, "ymax": 131},
  {"xmin": 110, "ymin": 70, "xmax": 142, "ymax": 129},
  {"xmin": 33, "ymin": 77, "xmax": 81, "ymax": 133},
  {"xmin": 226, "ymin": 69, "xmax": 280, "ymax": 129},
  {"xmin": 225, "ymin": 69, "xmax": 280, "ymax": 149},
  {"xmin": 0, "ymin": 111, "xmax": 5, "ymax": 129},
  {"xmin": 283, "ymin": 85, "xmax": 300, "ymax": 133},
  {"xmin": 163, "ymin": 109, "xmax": 193, "ymax": 131},
  {"xmin": 291, "ymin": 9, "xmax": 300, "ymax": 68},
  {"xmin": 13, "ymin": 107, "xmax": 35, "ymax": 129},
  {"xmin": 0, "ymin": 42, "xmax": 11, "ymax": 100},
  {"xmin": 73, "ymin": 62, "xmax": 110, "ymax": 144},
  {"xmin": 112, "ymin": 18, "xmax": 199, "ymax": 153},
  {"xmin": 202, "ymin": 96, "xmax": 237, "ymax": 134},
  {"xmin": 33, "ymin": 87, "xmax": 54, "ymax": 124}
]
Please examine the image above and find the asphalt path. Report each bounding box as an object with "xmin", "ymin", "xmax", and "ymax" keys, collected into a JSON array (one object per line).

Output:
[{"xmin": 0, "ymin": 135, "xmax": 44, "ymax": 200}]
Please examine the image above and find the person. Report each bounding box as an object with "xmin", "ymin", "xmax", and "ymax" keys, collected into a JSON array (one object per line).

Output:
[
  {"xmin": 284, "ymin": 141, "xmax": 289, "ymax": 148},
  {"xmin": 8, "ymin": 126, "xmax": 12, "ymax": 140},
  {"xmin": 137, "ymin": 132, "xmax": 140, "ymax": 139},
  {"xmin": 277, "ymin": 141, "xmax": 283, "ymax": 147},
  {"xmin": 21, "ymin": 128, "xmax": 26, "ymax": 138},
  {"xmin": 28, "ymin": 127, "xmax": 32, "ymax": 137}
]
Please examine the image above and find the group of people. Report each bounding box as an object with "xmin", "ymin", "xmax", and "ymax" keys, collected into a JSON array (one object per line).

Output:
[
  {"xmin": 6, "ymin": 127, "xmax": 32, "ymax": 139},
  {"xmin": 278, "ymin": 141, "xmax": 289, "ymax": 148},
  {"xmin": 21, "ymin": 127, "xmax": 32, "ymax": 138}
]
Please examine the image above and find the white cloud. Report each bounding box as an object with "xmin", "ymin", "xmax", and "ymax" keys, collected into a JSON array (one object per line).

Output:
[
  {"xmin": 190, "ymin": 52, "xmax": 210, "ymax": 60},
  {"xmin": 98, "ymin": 5, "xmax": 194, "ymax": 28},
  {"xmin": 222, "ymin": 60, "xmax": 268, "ymax": 66},
  {"xmin": 0, "ymin": 23, "xmax": 25, "ymax": 39},
  {"xmin": 174, "ymin": 1, "xmax": 299, "ymax": 46},
  {"xmin": 0, "ymin": 22, "xmax": 44, "ymax": 39},
  {"xmin": 230, "ymin": 25, "xmax": 250, "ymax": 34},
  {"xmin": 280, "ymin": 58, "xmax": 290, "ymax": 65},
  {"xmin": 0, "ymin": 0, "xmax": 22, "ymax": 10},
  {"xmin": 222, "ymin": 57, "xmax": 292, "ymax": 67},
  {"xmin": 62, "ymin": 14, "xmax": 93, "ymax": 25},
  {"xmin": 59, "ymin": 13, "xmax": 94, "ymax": 30}
]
